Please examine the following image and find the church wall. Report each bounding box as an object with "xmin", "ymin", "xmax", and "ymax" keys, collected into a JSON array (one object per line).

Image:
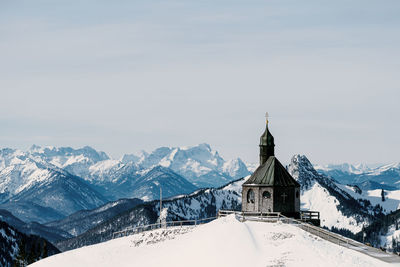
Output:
[
  {"xmin": 258, "ymin": 187, "xmax": 273, "ymax": 213},
  {"xmin": 242, "ymin": 186, "xmax": 258, "ymax": 212},
  {"xmin": 273, "ymin": 186, "xmax": 295, "ymax": 213}
]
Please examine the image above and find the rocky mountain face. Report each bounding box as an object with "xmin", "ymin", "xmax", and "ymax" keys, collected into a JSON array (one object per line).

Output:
[{"xmin": 0, "ymin": 220, "xmax": 60, "ymax": 267}]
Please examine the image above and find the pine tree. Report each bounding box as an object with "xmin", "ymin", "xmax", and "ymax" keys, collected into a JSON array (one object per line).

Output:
[
  {"xmin": 36, "ymin": 241, "xmax": 41, "ymax": 260},
  {"xmin": 43, "ymin": 241, "xmax": 48, "ymax": 258},
  {"xmin": 14, "ymin": 238, "xmax": 27, "ymax": 267},
  {"xmin": 392, "ymin": 237, "xmax": 396, "ymax": 251},
  {"xmin": 381, "ymin": 189, "xmax": 386, "ymax": 202}
]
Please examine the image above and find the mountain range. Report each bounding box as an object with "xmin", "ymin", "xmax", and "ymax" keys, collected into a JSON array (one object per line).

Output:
[
  {"xmin": 315, "ymin": 162, "xmax": 400, "ymax": 190},
  {"xmin": 55, "ymin": 154, "xmax": 392, "ymax": 251},
  {"xmin": 1, "ymin": 143, "xmax": 400, "ymax": 256},
  {"xmin": 0, "ymin": 144, "xmax": 250, "ymax": 224}
]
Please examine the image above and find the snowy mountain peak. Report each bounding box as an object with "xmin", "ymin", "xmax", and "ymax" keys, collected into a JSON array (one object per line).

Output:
[
  {"xmin": 288, "ymin": 154, "xmax": 335, "ymax": 191},
  {"xmin": 222, "ymin": 158, "xmax": 249, "ymax": 179},
  {"xmin": 288, "ymin": 155, "xmax": 317, "ymax": 178},
  {"xmin": 28, "ymin": 145, "xmax": 109, "ymax": 162},
  {"xmin": 314, "ymin": 163, "xmax": 372, "ymax": 175},
  {"xmin": 122, "ymin": 143, "xmax": 249, "ymax": 187}
]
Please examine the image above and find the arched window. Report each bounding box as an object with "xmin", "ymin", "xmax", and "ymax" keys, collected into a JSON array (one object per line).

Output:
[
  {"xmin": 262, "ymin": 191, "xmax": 271, "ymax": 199},
  {"xmin": 247, "ymin": 189, "xmax": 255, "ymax": 203},
  {"xmin": 296, "ymin": 191, "xmax": 299, "ymax": 198}
]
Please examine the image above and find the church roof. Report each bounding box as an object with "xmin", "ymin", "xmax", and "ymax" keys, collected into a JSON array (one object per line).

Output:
[{"xmin": 243, "ymin": 156, "xmax": 300, "ymax": 187}]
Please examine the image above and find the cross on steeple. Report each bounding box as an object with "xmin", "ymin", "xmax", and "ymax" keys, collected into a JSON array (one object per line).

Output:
[
  {"xmin": 259, "ymin": 113, "xmax": 275, "ymax": 165},
  {"xmin": 281, "ymin": 193, "xmax": 287, "ymax": 203}
]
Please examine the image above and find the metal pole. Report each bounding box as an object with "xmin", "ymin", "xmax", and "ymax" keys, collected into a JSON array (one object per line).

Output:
[{"xmin": 160, "ymin": 187, "xmax": 162, "ymax": 216}]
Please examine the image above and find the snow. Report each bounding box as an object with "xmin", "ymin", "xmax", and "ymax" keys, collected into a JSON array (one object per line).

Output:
[
  {"xmin": 89, "ymin": 160, "xmax": 120, "ymax": 174},
  {"xmin": 381, "ymin": 224, "xmax": 400, "ymax": 249},
  {"xmin": 141, "ymin": 195, "xmax": 150, "ymax": 201},
  {"xmin": 370, "ymin": 163, "xmax": 400, "ymax": 175},
  {"xmin": 314, "ymin": 163, "xmax": 372, "ymax": 175},
  {"xmin": 0, "ymin": 144, "xmax": 250, "ymax": 207},
  {"xmin": 315, "ymin": 161, "xmax": 400, "ymax": 177},
  {"xmin": 337, "ymin": 184, "xmax": 400, "ymax": 213},
  {"xmin": 222, "ymin": 175, "xmax": 249, "ymax": 192},
  {"xmin": 301, "ymin": 182, "xmax": 365, "ymax": 233},
  {"xmin": 30, "ymin": 215, "xmax": 390, "ymax": 267}
]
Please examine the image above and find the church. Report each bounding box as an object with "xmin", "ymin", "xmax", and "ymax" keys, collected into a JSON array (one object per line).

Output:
[{"xmin": 242, "ymin": 115, "xmax": 301, "ymax": 218}]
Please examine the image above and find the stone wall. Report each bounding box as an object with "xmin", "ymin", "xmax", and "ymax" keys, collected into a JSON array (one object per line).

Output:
[{"xmin": 258, "ymin": 187, "xmax": 273, "ymax": 212}]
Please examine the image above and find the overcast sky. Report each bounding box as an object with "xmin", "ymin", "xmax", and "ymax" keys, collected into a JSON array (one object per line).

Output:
[{"xmin": 1, "ymin": 0, "xmax": 399, "ymax": 165}]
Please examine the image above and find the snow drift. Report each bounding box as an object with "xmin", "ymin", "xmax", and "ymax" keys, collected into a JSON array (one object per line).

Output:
[{"xmin": 30, "ymin": 215, "xmax": 389, "ymax": 267}]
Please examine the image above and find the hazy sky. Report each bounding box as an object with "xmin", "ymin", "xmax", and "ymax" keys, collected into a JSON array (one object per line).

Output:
[{"xmin": 1, "ymin": 0, "xmax": 399, "ymax": 165}]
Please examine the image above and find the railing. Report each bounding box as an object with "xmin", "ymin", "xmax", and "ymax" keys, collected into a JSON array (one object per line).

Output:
[
  {"xmin": 112, "ymin": 210, "xmax": 329, "ymax": 246},
  {"xmin": 217, "ymin": 210, "xmax": 357, "ymax": 248},
  {"xmin": 277, "ymin": 214, "xmax": 353, "ymax": 247},
  {"xmin": 112, "ymin": 216, "xmax": 216, "ymax": 239},
  {"xmin": 218, "ymin": 210, "xmax": 282, "ymax": 223},
  {"xmin": 111, "ymin": 209, "xmax": 399, "ymax": 263},
  {"xmin": 300, "ymin": 210, "xmax": 320, "ymax": 220}
]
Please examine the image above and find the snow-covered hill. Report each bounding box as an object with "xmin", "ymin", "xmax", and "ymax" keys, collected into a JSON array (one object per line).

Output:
[
  {"xmin": 337, "ymin": 184, "xmax": 400, "ymax": 213},
  {"xmin": 31, "ymin": 215, "xmax": 389, "ymax": 267},
  {"xmin": 288, "ymin": 155, "xmax": 374, "ymax": 233},
  {"xmin": 55, "ymin": 177, "xmax": 244, "ymax": 251}
]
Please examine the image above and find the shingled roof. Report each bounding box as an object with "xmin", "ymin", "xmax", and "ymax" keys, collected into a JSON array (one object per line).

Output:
[{"xmin": 243, "ymin": 156, "xmax": 300, "ymax": 187}]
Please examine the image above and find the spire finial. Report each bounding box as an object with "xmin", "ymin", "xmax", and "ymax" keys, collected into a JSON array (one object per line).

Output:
[{"xmin": 265, "ymin": 112, "xmax": 269, "ymax": 125}]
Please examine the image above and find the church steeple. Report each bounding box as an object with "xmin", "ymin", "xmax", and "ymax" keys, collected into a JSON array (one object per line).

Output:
[{"xmin": 259, "ymin": 112, "xmax": 275, "ymax": 165}]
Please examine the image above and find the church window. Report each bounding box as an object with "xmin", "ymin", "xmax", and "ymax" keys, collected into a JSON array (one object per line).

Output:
[
  {"xmin": 247, "ymin": 189, "xmax": 255, "ymax": 203},
  {"xmin": 262, "ymin": 191, "xmax": 271, "ymax": 199},
  {"xmin": 296, "ymin": 191, "xmax": 299, "ymax": 198}
]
